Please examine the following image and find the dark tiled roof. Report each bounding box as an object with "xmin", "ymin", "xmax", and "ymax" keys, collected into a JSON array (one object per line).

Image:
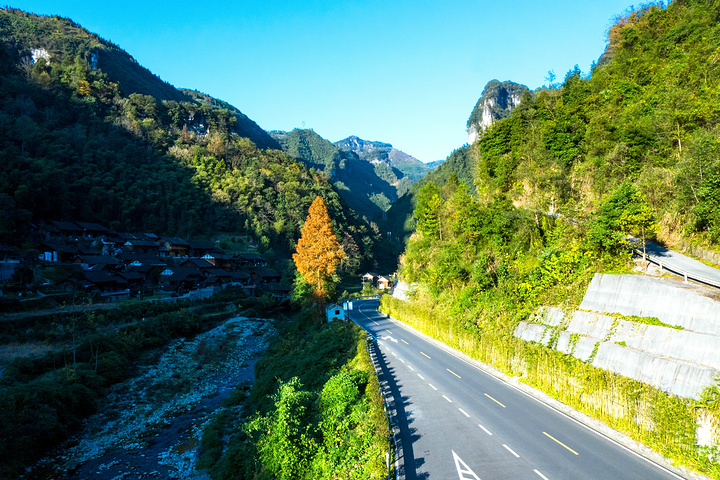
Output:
[
  {"xmin": 77, "ymin": 255, "xmax": 121, "ymax": 265},
  {"xmin": 117, "ymin": 271, "xmax": 145, "ymax": 281},
  {"xmin": 164, "ymin": 237, "xmax": 190, "ymax": 246},
  {"xmin": 115, "ymin": 232, "xmax": 140, "ymax": 240},
  {"xmin": 39, "ymin": 242, "xmax": 80, "ymax": 254},
  {"xmin": 164, "ymin": 267, "xmax": 201, "ymax": 282},
  {"xmin": 239, "ymin": 253, "xmax": 263, "ymax": 261},
  {"xmin": 253, "ymin": 269, "xmax": 281, "ymax": 278},
  {"xmin": 229, "ymin": 271, "xmax": 251, "ymax": 280},
  {"xmin": 49, "ymin": 220, "xmax": 83, "ymax": 232},
  {"xmin": 0, "ymin": 244, "xmax": 17, "ymax": 253},
  {"xmin": 182, "ymin": 258, "xmax": 215, "ymax": 268},
  {"xmin": 84, "ymin": 271, "xmax": 127, "ymax": 284},
  {"xmin": 75, "ymin": 222, "xmax": 109, "ymax": 232},
  {"xmin": 124, "ymin": 240, "xmax": 160, "ymax": 247},
  {"xmin": 189, "ymin": 240, "xmax": 214, "ymax": 250},
  {"xmin": 208, "ymin": 268, "xmax": 231, "ymax": 277}
]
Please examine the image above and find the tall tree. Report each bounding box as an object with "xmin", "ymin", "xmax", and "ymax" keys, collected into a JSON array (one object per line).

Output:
[{"xmin": 293, "ymin": 196, "xmax": 344, "ymax": 306}]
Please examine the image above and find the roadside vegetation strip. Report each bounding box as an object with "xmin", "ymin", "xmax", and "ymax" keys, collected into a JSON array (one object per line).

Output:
[
  {"xmin": 380, "ymin": 295, "xmax": 720, "ymax": 479},
  {"xmin": 198, "ymin": 313, "xmax": 389, "ymax": 480}
]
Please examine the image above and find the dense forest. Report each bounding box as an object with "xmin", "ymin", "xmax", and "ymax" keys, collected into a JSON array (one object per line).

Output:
[
  {"xmin": 384, "ymin": 145, "xmax": 476, "ymax": 243},
  {"xmin": 0, "ymin": 8, "xmax": 376, "ymax": 270}
]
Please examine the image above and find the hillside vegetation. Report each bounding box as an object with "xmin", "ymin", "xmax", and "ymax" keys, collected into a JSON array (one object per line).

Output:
[
  {"xmin": 390, "ymin": 1, "xmax": 720, "ymax": 477},
  {"xmin": 0, "ymin": 8, "xmax": 375, "ymax": 266},
  {"xmin": 272, "ymin": 129, "xmax": 434, "ymax": 221},
  {"xmin": 384, "ymin": 145, "xmax": 475, "ymax": 243},
  {"xmin": 199, "ymin": 315, "xmax": 389, "ymax": 480}
]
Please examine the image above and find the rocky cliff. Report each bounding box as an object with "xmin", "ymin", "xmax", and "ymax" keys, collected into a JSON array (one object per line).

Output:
[
  {"xmin": 334, "ymin": 135, "xmax": 432, "ymax": 183},
  {"xmin": 466, "ymin": 80, "xmax": 530, "ymax": 144}
]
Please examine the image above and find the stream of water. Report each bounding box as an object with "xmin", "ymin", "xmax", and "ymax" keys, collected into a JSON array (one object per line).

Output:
[{"xmin": 25, "ymin": 316, "xmax": 273, "ymax": 480}]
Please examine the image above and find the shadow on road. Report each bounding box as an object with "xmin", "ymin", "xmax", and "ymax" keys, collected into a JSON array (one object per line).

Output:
[{"xmin": 374, "ymin": 345, "xmax": 428, "ymax": 480}]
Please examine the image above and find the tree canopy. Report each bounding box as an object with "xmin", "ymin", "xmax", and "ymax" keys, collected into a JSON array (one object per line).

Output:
[{"xmin": 293, "ymin": 196, "xmax": 345, "ymax": 300}]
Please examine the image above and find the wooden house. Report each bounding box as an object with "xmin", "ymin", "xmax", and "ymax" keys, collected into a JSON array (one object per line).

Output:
[
  {"xmin": 251, "ymin": 270, "xmax": 281, "ymax": 284},
  {"xmin": 75, "ymin": 222, "xmax": 110, "ymax": 238},
  {"xmin": 163, "ymin": 237, "xmax": 190, "ymax": 257},
  {"xmin": 123, "ymin": 240, "xmax": 161, "ymax": 255},
  {"xmin": 38, "ymin": 243, "xmax": 80, "ymax": 263},
  {"xmin": 362, "ymin": 272, "xmax": 378, "ymax": 284},
  {"xmin": 238, "ymin": 253, "xmax": 265, "ymax": 269}
]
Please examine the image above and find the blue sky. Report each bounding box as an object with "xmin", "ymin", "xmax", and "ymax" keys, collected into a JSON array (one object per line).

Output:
[{"xmin": 12, "ymin": 1, "xmax": 637, "ymax": 162}]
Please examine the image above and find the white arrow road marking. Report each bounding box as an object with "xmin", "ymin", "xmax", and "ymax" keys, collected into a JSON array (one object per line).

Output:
[
  {"xmin": 382, "ymin": 335, "xmax": 398, "ymax": 343},
  {"xmin": 453, "ymin": 450, "xmax": 481, "ymax": 480}
]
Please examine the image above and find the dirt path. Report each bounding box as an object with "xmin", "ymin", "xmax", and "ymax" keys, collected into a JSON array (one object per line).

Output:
[{"xmin": 25, "ymin": 316, "xmax": 274, "ymax": 480}]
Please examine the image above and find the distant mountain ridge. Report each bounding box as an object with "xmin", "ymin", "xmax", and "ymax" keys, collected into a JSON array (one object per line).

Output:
[
  {"xmin": 333, "ymin": 135, "xmax": 434, "ymax": 184},
  {"xmin": 271, "ymin": 130, "xmax": 437, "ymax": 219},
  {"xmin": 270, "ymin": 129, "xmax": 399, "ymax": 218}
]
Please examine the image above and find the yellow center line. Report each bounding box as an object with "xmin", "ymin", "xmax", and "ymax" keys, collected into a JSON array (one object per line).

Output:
[
  {"xmin": 401, "ymin": 339, "xmax": 409, "ymax": 345},
  {"xmin": 373, "ymin": 321, "xmax": 379, "ymax": 326},
  {"xmin": 446, "ymin": 368, "xmax": 461, "ymax": 379},
  {"xmin": 543, "ymin": 432, "xmax": 579, "ymax": 455},
  {"xmin": 484, "ymin": 393, "xmax": 506, "ymax": 408},
  {"xmin": 386, "ymin": 329, "xmax": 392, "ymax": 334},
  {"xmin": 420, "ymin": 351, "xmax": 431, "ymax": 359}
]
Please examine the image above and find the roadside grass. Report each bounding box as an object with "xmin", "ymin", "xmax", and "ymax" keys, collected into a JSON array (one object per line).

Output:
[{"xmin": 198, "ymin": 312, "xmax": 389, "ymax": 480}]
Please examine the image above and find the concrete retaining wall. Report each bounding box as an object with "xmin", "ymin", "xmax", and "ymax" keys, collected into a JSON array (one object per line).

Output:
[
  {"xmin": 579, "ymin": 274, "xmax": 720, "ymax": 336},
  {"xmin": 593, "ymin": 343, "xmax": 718, "ymax": 400},
  {"xmin": 516, "ymin": 272, "xmax": 720, "ymax": 400},
  {"xmin": 515, "ymin": 317, "xmax": 719, "ymax": 399}
]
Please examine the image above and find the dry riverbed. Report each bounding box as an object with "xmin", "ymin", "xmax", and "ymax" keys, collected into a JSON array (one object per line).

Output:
[{"xmin": 25, "ymin": 316, "xmax": 275, "ymax": 480}]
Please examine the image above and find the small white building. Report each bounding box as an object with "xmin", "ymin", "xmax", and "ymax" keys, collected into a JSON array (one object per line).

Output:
[{"xmin": 326, "ymin": 303, "xmax": 346, "ymax": 322}]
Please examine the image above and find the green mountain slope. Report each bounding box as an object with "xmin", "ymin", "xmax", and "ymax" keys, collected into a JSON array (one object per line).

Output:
[
  {"xmin": 0, "ymin": 8, "xmax": 278, "ymax": 149},
  {"xmin": 270, "ymin": 129, "xmax": 399, "ymax": 219},
  {"xmin": 468, "ymin": 1, "xmax": 720, "ymax": 246},
  {"xmin": 384, "ymin": 145, "xmax": 475, "ymax": 244},
  {"xmin": 0, "ymin": 8, "xmax": 374, "ymax": 267}
]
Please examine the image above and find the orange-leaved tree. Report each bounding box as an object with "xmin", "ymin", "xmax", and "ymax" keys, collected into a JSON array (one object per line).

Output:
[{"xmin": 293, "ymin": 196, "xmax": 344, "ymax": 303}]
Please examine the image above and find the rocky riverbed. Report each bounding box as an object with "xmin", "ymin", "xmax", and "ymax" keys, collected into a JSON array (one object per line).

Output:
[{"xmin": 25, "ymin": 316, "xmax": 275, "ymax": 480}]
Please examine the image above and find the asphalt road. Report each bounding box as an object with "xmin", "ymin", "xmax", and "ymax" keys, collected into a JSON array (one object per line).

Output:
[
  {"xmin": 641, "ymin": 240, "xmax": 720, "ymax": 284},
  {"xmin": 350, "ymin": 299, "xmax": 686, "ymax": 480}
]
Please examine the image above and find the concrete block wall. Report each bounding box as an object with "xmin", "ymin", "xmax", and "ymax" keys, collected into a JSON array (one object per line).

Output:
[
  {"xmin": 579, "ymin": 274, "xmax": 720, "ymax": 336},
  {"xmin": 515, "ymin": 275, "xmax": 720, "ymax": 400}
]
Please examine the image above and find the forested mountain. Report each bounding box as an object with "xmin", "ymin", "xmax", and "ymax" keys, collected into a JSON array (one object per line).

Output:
[
  {"xmin": 334, "ymin": 135, "xmax": 434, "ymax": 187},
  {"xmin": 0, "ymin": 8, "xmax": 375, "ymax": 268},
  {"xmin": 466, "ymin": 1, "xmax": 720, "ymax": 243},
  {"xmin": 270, "ymin": 128, "xmax": 401, "ymax": 218},
  {"xmin": 384, "ymin": 145, "xmax": 475, "ymax": 244}
]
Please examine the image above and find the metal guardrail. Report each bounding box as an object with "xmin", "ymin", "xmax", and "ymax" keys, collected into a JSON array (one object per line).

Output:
[{"xmin": 635, "ymin": 248, "xmax": 720, "ymax": 289}]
